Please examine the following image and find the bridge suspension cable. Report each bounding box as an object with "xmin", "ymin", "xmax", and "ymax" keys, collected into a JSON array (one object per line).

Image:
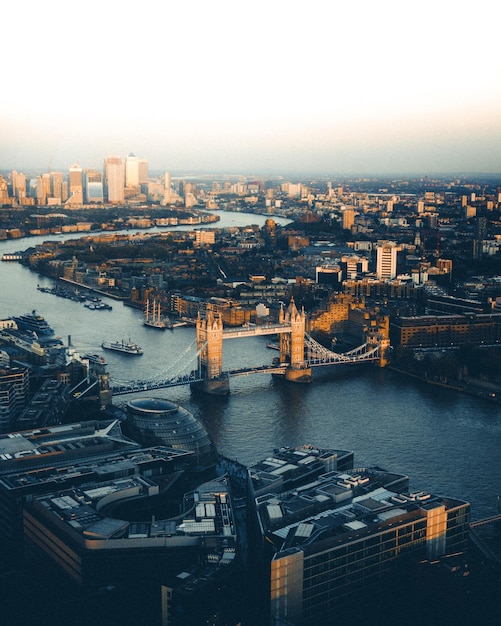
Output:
[
  {"xmin": 304, "ymin": 334, "xmax": 380, "ymax": 365},
  {"xmin": 110, "ymin": 338, "xmax": 206, "ymax": 395}
]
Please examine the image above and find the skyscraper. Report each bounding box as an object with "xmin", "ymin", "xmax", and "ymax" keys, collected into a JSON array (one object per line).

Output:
[
  {"xmin": 67, "ymin": 164, "xmax": 83, "ymax": 206},
  {"xmin": 376, "ymin": 240, "xmax": 400, "ymax": 280},
  {"xmin": 125, "ymin": 152, "xmax": 139, "ymax": 188},
  {"xmin": 11, "ymin": 171, "xmax": 26, "ymax": 201},
  {"xmin": 84, "ymin": 170, "xmax": 104, "ymax": 204},
  {"xmin": 138, "ymin": 159, "xmax": 149, "ymax": 185},
  {"xmin": 104, "ymin": 157, "xmax": 124, "ymax": 203},
  {"xmin": 50, "ymin": 172, "xmax": 65, "ymax": 203}
]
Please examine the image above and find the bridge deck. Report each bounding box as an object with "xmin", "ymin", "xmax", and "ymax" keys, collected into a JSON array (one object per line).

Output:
[{"xmin": 222, "ymin": 323, "xmax": 291, "ymax": 339}]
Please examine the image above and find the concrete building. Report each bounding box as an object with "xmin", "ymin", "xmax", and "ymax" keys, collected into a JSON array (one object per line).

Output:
[
  {"xmin": 104, "ymin": 156, "xmax": 125, "ymax": 203},
  {"xmin": 23, "ymin": 474, "xmax": 239, "ymax": 624},
  {"xmin": 247, "ymin": 447, "xmax": 470, "ymax": 625},
  {"xmin": 0, "ymin": 429, "xmax": 191, "ymax": 560},
  {"xmin": 84, "ymin": 169, "xmax": 104, "ymax": 203},
  {"xmin": 125, "ymin": 152, "xmax": 139, "ymax": 188},
  {"xmin": 376, "ymin": 240, "xmax": 400, "ymax": 280},
  {"xmin": 11, "ymin": 170, "xmax": 27, "ymax": 200},
  {"xmin": 0, "ymin": 366, "xmax": 30, "ymax": 432},
  {"xmin": 67, "ymin": 163, "xmax": 83, "ymax": 206},
  {"xmin": 390, "ymin": 313, "xmax": 501, "ymax": 349}
]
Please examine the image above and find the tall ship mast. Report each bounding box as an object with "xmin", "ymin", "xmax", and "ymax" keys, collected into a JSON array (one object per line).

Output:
[{"xmin": 143, "ymin": 298, "xmax": 171, "ymax": 330}]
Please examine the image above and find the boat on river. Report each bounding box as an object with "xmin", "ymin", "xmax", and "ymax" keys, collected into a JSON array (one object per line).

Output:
[
  {"xmin": 13, "ymin": 311, "xmax": 54, "ymax": 336},
  {"xmin": 143, "ymin": 298, "xmax": 171, "ymax": 329},
  {"xmin": 102, "ymin": 339, "xmax": 143, "ymax": 355}
]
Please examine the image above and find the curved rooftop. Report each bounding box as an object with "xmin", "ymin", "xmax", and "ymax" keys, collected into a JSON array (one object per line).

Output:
[{"xmin": 126, "ymin": 397, "xmax": 217, "ymax": 471}]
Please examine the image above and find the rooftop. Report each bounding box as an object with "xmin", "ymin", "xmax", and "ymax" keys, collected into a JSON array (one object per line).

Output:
[
  {"xmin": 0, "ymin": 420, "xmax": 139, "ymax": 469},
  {"xmin": 29, "ymin": 474, "xmax": 236, "ymax": 552}
]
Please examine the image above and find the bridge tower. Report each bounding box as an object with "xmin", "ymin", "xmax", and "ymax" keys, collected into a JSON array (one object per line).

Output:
[
  {"xmin": 192, "ymin": 307, "xmax": 230, "ymax": 395},
  {"xmin": 279, "ymin": 298, "xmax": 312, "ymax": 383}
]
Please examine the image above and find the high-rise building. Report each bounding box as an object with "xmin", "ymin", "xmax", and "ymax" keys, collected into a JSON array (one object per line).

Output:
[
  {"xmin": 50, "ymin": 172, "xmax": 65, "ymax": 203},
  {"xmin": 342, "ymin": 207, "xmax": 355, "ymax": 230},
  {"xmin": 163, "ymin": 171, "xmax": 173, "ymax": 205},
  {"xmin": 35, "ymin": 176, "xmax": 46, "ymax": 205},
  {"xmin": 104, "ymin": 157, "xmax": 124, "ymax": 203},
  {"xmin": 67, "ymin": 163, "xmax": 83, "ymax": 206},
  {"xmin": 11, "ymin": 171, "xmax": 26, "ymax": 200},
  {"xmin": 376, "ymin": 240, "xmax": 400, "ymax": 280},
  {"xmin": 0, "ymin": 366, "xmax": 30, "ymax": 432},
  {"xmin": 84, "ymin": 169, "xmax": 104, "ymax": 203},
  {"xmin": 138, "ymin": 159, "xmax": 149, "ymax": 185},
  {"xmin": 125, "ymin": 152, "xmax": 139, "ymax": 188}
]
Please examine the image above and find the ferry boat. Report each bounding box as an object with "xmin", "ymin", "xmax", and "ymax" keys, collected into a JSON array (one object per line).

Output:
[
  {"xmin": 102, "ymin": 339, "xmax": 143, "ymax": 355},
  {"xmin": 143, "ymin": 298, "xmax": 170, "ymax": 329}
]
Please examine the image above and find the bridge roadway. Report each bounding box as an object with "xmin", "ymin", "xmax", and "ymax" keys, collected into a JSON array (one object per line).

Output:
[
  {"xmin": 111, "ymin": 364, "xmax": 288, "ymax": 396},
  {"xmin": 221, "ymin": 322, "xmax": 291, "ymax": 338}
]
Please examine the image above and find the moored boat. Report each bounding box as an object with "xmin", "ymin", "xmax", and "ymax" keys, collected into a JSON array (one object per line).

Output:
[{"xmin": 143, "ymin": 298, "xmax": 170, "ymax": 329}]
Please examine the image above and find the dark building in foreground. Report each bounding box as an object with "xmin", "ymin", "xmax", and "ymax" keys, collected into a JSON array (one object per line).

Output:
[
  {"xmin": 247, "ymin": 447, "xmax": 470, "ymax": 625},
  {"xmin": 0, "ymin": 419, "xmax": 195, "ymax": 561},
  {"xmin": 23, "ymin": 475, "xmax": 239, "ymax": 624}
]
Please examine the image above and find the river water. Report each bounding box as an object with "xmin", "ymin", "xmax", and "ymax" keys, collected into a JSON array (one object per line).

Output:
[{"xmin": 0, "ymin": 212, "xmax": 500, "ymax": 520}]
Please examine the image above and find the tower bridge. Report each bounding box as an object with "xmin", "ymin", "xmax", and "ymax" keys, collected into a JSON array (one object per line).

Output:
[{"xmin": 110, "ymin": 300, "xmax": 389, "ymax": 397}]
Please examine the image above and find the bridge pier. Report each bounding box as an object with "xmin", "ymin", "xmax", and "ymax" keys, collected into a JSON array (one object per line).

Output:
[
  {"xmin": 284, "ymin": 366, "xmax": 312, "ymax": 384},
  {"xmin": 190, "ymin": 376, "xmax": 230, "ymax": 396}
]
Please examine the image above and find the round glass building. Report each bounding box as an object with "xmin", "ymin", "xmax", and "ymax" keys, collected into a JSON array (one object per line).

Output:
[{"xmin": 125, "ymin": 397, "xmax": 217, "ymax": 471}]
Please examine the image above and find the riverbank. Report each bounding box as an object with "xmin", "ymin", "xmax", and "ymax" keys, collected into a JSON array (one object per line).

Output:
[{"xmin": 389, "ymin": 365, "xmax": 501, "ymax": 405}]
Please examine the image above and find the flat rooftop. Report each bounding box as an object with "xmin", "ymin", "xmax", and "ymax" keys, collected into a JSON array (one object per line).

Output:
[
  {"xmin": 0, "ymin": 420, "xmax": 138, "ymax": 469},
  {"xmin": 28, "ymin": 475, "xmax": 236, "ymax": 552},
  {"xmin": 0, "ymin": 446, "xmax": 192, "ymax": 491}
]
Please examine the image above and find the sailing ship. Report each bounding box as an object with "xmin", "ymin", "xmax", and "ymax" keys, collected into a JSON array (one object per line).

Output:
[{"xmin": 143, "ymin": 298, "xmax": 171, "ymax": 330}]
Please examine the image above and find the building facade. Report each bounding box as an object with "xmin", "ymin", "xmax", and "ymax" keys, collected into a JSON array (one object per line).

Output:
[{"xmin": 104, "ymin": 156, "xmax": 125, "ymax": 203}]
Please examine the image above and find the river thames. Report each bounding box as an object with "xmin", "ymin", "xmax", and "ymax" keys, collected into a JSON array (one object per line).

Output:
[{"xmin": 0, "ymin": 212, "xmax": 500, "ymax": 521}]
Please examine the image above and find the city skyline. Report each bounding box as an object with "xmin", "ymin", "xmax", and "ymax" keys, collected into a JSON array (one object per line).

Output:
[{"xmin": 2, "ymin": 2, "xmax": 500, "ymax": 176}]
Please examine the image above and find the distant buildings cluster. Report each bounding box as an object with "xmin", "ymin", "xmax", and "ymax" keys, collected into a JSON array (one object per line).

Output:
[{"xmin": 1, "ymin": 154, "xmax": 177, "ymax": 207}]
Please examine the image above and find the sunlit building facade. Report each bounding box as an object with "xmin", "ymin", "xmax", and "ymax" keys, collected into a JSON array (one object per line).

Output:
[
  {"xmin": 84, "ymin": 169, "xmax": 104, "ymax": 203},
  {"xmin": 248, "ymin": 448, "xmax": 470, "ymax": 625},
  {"xmin": 376, "ymin": 240, "xmax": 400, "ymax": 280},
  {"xmin": 104, "ymin": 156, "xmax": 124, "ymax": 203},
  {"xmin": 67, "ymin": 163, "xmax": 83, "ymax": 206}
]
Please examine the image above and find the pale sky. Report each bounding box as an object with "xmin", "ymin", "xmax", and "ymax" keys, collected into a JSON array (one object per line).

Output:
[{"xmin": 2, "ymin": 1, "xmax": 500, "ymax": 175}]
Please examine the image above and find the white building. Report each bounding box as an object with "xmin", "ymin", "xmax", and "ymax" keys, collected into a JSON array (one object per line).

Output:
[{"xmin": 376, "ymin": 240, "xmax": 400, "ymax": 280}]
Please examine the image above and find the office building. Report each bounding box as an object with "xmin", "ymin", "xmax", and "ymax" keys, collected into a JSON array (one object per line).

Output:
[
  {"xmin": 67, "ymin": 163, "xmax": 83, "ymax": 206},
  {"xmin": 125, "ymin": 152, "xmax": 139, "ymax": 188},
  {"xmin": 84, "ymin": 169, "xmax": 104, "ymax": 203},
  {"xmin": 138, "ymin": 158, "xmax": 149, "ymax": 184},
  {"xmin": 376, "ymin": 240, "xmax": 400, "ymax": 280},
  {"xmin": 342, "ymin": 207, "xmax": 355, "ymax": 230},
  {"xmin": 50, "ymin": 171, "xmax": 66, "ymax": 203},
  {"xmin": 11, "ymin": 170, "xmax": 26, "ymax": 200},
  {"xmin": 23, "ymin": 474, "xmax": 239, "ymax": 624},
  {"xmin": 0, "ymin": 423, "xmax": 189, "ymax": 558},
  {"xmin": 0, "ymin": 366, "xmax": 29, "ymax": 432},
  {"xmin": 390, "ymin": 313, "xmax": 501, "ymax": 349},
  {"xmin": 104, "ymin": 156, "xmax": 124, "ymax": 203},
  {"xmin": 247, "ymin": 447, "xmax": 470, "ymax": 625}
]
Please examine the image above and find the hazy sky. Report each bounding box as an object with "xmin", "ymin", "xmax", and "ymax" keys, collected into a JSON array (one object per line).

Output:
[{"xmin": 2, "ymin": 1, "xmax": 500, "ymax": 175}]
